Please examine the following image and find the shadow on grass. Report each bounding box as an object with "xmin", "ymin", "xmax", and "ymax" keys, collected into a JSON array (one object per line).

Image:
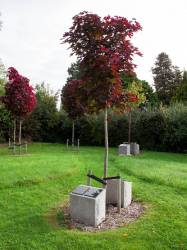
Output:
[
  {"xmin": 109, "ymin": 150, "xmax": 187, "ymax": 165},
  {"xmin": 117, "ymin": 166, "xmax": 187, "ymax": 194},
  {"xmin": 0, "ymin": 170, "xmax": 76, "ymax": 191}
]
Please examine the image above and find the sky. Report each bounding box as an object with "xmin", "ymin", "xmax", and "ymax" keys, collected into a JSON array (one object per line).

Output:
[{"xmin": 1, "ymin": 0, "xmax": 187, "ymax": 97}]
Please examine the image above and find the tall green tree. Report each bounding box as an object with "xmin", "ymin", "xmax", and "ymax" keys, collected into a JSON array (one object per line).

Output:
[
  {"xmin": 152, "ymin": 52, "xmax": 182, "ymax": 105},
  {"xmin": 0, "ymin": 63, "xmax": 6, "ymax": 95},
  {"xmin": 125, "ymin": 81, "xmax": 146, "ymax": 144},
  {"xmin": 174, "ymin": 71, "xmax": 187, "ymax": 103},
  {"xmin": 23, "ymin": 82, "xmax": 59, "ymax": 141},
  {"xmin": 67, "ymin": 62, "xmax": 81, "ymax": 82},
  {"xmin": 61, "ymin": 62, "xmax": 81, "ymax": 109},
  {"xmin": 61, "ymin": 79, "xmax": 86, "ymax": 146},
  {"xmin": 140, "ymin": 80, "xmax": 159, "ymax": 108},
  {"xmin": 121, "ymin": 73, "xmax": 158, "ymax": 107},
  {"xmin": 0, "ymin": 63, "xmax": 12, "ymax": 142},
  {"xmin": 172, "ymin": 66, "xmax": 183, "ymax": 98}
]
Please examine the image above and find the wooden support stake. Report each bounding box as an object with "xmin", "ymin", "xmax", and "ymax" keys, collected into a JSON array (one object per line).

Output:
[
  {"xmin": 66, "ymin": 139, "xmax": 69, "ymax": 149},
  {"xmin": 87, "ymin": 170, "xmax": 92, "ymax": 186},
  {"xmin": 19, "ymin": 120, "xmax": 22, "ymax": 155},
  {"xmin": 117, "ymin": 178, "xmax": 121, "ymax": 214},
  {"xmin": 72, "ymin": 121, "xmax": 75, "ymax": 147},
  {"xmin": 13, "ymin": 119, "xmax": 16, "ymax": 155},
  {"xmin": 77, "ymin": 139, "xmax": 80, "ymax": 151}
]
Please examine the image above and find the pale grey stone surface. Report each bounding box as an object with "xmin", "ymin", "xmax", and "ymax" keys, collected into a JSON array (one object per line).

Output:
[
  {"xmin": 118, "ymin": 144, "xmax": 131, "ymax": 156},
  {"xmin": 106, "ymin": 179, "xmax": 119, "ymax": 205},
  {"xmin": 106, "ymin": 179, "xmax": 132, "ymax": 208},
  {"xmin": 121, "ymin": 181, "xmax": 132, "ymax": 208},
  {"xmin": 70, "ymin": 185, "xmax": 106, "ymax": 226},
  {"xmin": 130, "ymin": 143, "xmax": 140, "ymax": 155}
]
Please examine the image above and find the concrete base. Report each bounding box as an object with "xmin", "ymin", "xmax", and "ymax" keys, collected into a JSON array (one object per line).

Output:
[
  {"xmin": 70, "ymin": 185, "xmax": 106, "ymax": 226},
  {"xmin": 130, "ymin": 143, "xmax": 140, "ymax": 155},
  {"xmin": 121, "ymin": 181, "xmax": 132, "ymax": 208},
  {"xmin": 118, "ymin": 144, "xmax": 131, "ymax": 156},
  {"xmin": 106, "ymin": 180, "xmax": 132, "ymax": 208}
]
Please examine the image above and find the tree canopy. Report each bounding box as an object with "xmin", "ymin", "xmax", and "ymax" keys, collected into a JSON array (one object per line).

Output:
[
  {"xmin": 1, "ymin": 67, "xmax": 36, "ymax": 119},
  {"xmin": 62, "ymin": 11, "xmax": 142, "ymax": 111},
  {"xmin": 152, "ymin": 52, "xmax": 182, "ymax": 105},
  {"xmin": 174, "ymin": 71, "xmax": 187, "ymax": 103},
  {"xmin": 61, "ymin": 79, "xmax": 86, "ymax": 120},
  {"xmin": 23, "ymin": 82, "xmax": 59, "ymax": 142},
  {"xmin": 121, "ymin": 72, "xmax": 158, "ymax": 107}
]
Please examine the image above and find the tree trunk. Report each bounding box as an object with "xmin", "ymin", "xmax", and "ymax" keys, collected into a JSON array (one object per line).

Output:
[
  {"xmin": 128, "ymin": 111, "xmax": 132, "ymax": 144},
  {"xmin": 72, "ymin": 120, "xmax": 75, "ymax": 147},
  {"xmin": 19, "ymin": 119, "xmax": 22, "ymax": 155},
  {"xmin": 104, "ymin": 106, "xmax": 108, "ymax": 178},
  {"xmin": 19, "ymin": 119, "xmax": 22, "ymax": 145},
  {"xmin": 13, "ymin": 119, "xmax": 16, "ymax": 154},
  {"xmin": 13, "ymin": 119, "xmax": 16, "ymax": 145}
]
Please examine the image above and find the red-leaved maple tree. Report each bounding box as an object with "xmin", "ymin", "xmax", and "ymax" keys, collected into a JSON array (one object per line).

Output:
[
  {"xmin": 2, "ymin": 67, "xmax": 36, "ymax": 145},
  {"xmin": 62, "ymin": 79, "xmax": 86, "ymax": 146},
  {"xmin": 62, "ymin": 11, "xmax": 142, "ymax": 177}
]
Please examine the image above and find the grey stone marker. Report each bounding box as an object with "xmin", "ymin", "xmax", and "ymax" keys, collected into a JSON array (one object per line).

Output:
[
  {"xmin": 130, "ymin": 142, "xmax": 140, "ymax": 155},
  {"xmin": 106, "ymin": 179, "xmax": 132, "ymax": 208},
  {"xmin": 70, "ymin": 185, "xmax": 106, "ymax": 226},
  {"xmin": 118, "ymin": 143, "xmax": 131, "ymax": 156}
]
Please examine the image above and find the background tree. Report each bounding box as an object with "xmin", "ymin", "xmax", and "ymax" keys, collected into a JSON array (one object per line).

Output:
[
  {"xmin": 67, "ymin": 62, "xmax": 81, "ymax": 82},
  {"xmin": 2, "ymin": 67, "xmax": 36, "ymax": 146},
  {"xmin": 0, "ymin": 62, "xmax": 6, "ymax": 95},
  {"xmin": 173, "ymin": 70, "xmax": 187, "ymax": 103},
  {"xmin": 125, "ymin": 81, "xmax": 146, "ymax": 144},
  {"xmin": 61, "ymin": 61, "xmax": 81, "ymax": 109},
  {"xmin": 62, "ymin": 11, "xmax": 142, "ymax": 177},
  {"xmin": 0, "ymin": 62, "xmax": 12, "ymax": 142},
  {"xmin": 152, "ymin": 52, "xmax": 182, "ymax": 105},
  {"xmin": 121, "ymin": 72, "xmax": 158, "ymax": 107},
  {"xmin": 140, "ymin": 80, "xmax": 158, "ymax": 108},
  {"xmin": 61, "ymin": 79, "xmax": 85, "ymax": 146},
  {"xmin": 23, "ymin": 82, "xmax": 59, "ymax": 142}
]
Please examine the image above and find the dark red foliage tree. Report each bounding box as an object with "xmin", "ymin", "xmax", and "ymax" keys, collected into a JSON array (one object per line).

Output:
[
  {"xmin": 62, "ymin": 11, "xmax": 142, "ymax": 177},
  {"xmin": 2, "ymin": 67, "xmax": 36, "ymax": 146},
  {"xmin": 62, "ymin": 79, "xmax": 86, "ymax": 146}
]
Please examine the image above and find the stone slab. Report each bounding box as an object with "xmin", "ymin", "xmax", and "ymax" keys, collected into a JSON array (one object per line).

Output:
[
  {"xmin": 70, "ymin": 185, "xmax": 106, "ymax": 226},
  {"xmin": 130, "ymin": 143, "xmax": 140, "ymax": 155},
  {"xmin": 118, "ymin": 144, "xmax": 131, "ymax": 156},
  {"xmin": 106, "ymin": 179, "xmax": 132, "ymax": 208}
]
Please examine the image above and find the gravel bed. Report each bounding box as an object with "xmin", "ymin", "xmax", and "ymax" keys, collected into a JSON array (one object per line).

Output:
[{"xmin": 60, "ymin": 201, "xmax": 144, "ymax": 232}]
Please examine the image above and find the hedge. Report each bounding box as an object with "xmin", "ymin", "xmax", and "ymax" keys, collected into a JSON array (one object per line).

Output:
[{"xmin": 21, "ymin": 103, "xmax": 187, "ymax": 153}]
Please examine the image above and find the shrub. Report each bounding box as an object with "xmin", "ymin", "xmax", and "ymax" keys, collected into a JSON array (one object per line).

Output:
[
  {"xmin": 162, "ymin": 103, "xmax": 187, "ymax": 152},
  {"xmin": 21, "ymin": 103, "xmax": 187, "ymax": 153}
]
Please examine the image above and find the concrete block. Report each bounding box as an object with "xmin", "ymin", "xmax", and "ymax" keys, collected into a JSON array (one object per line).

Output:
[
  {"xmin": 70, "ymin": 185, "xmax": 106, "ymax": 226},
  {"xmin": 130, "ymin": 143, "xmax": 140, "ymax": 155},
  {"xmin": 106, "ymin": 179, "xmax": 132, "ymax": 208},
  {"xmin": 118, "ymin": 143, "xmax": 131, "ymax": 156},
  {"xmin": 121, "ymin": 181, "xmax": 132, "ymax": 208}
]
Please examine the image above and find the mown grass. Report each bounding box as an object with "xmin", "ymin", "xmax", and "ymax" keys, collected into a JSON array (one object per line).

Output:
[{"xmin": 0, "ymin": 143, "xmax": 187, "ymax": 250}]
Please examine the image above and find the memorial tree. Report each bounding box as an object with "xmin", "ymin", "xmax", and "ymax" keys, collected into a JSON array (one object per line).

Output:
[
  {"xmin": 1, "ymin": 67, "xmax": 36, "ymax": 146},
  {"xmin": 62, "ymin": 11, "xmax": 142, "ymax": 177},
  {"xmin": 124, "ymin": 81, "xmax": 146, "ymax": 144},
  {"xmin": 62, "ymin": 79, "xmax": 86, "ymax": 146}
]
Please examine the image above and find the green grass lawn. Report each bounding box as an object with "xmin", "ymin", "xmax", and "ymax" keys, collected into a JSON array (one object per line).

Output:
[{"xmin": 0, "ymin": 143, "xmax": 187, "ymax": 250}]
